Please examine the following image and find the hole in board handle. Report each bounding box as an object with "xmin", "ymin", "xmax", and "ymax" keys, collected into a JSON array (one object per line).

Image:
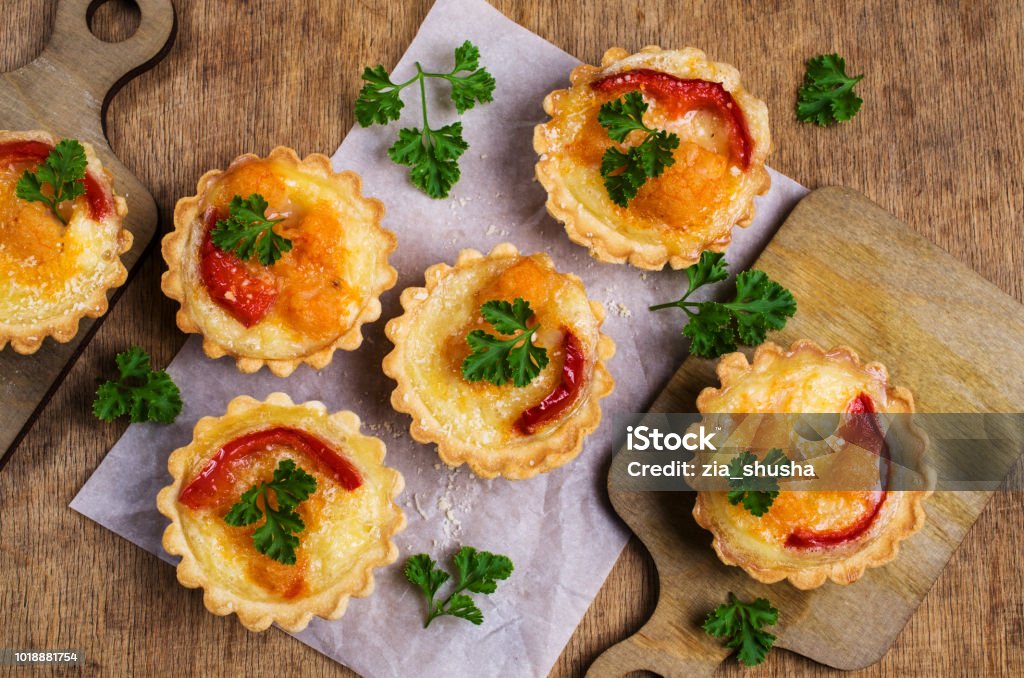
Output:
[{"xmin": 87, "ymin": 0, "xmax": 141, "ymax": 43}]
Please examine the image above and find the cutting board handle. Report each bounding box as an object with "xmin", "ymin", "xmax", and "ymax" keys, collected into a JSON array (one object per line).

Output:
[
  {"xmin": 38, "ymin": 0, "xmax": 175, "ymax": 104},
  {"xmin": 586, "ymin": 623, "xmax": 725, "ymax": 678},
  {"xmin": 0, "ymin": 0, "xmax": 173, "ymax": 461},
  {"xmin": 587, "ymin": 636, "xmax": 662, "ymax": 678}
]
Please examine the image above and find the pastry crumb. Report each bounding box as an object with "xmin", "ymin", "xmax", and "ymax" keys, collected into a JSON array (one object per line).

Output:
[
  {"xmin": 606, "ymin": 300, "xmax": 632, "ymax": 318},
  {"xmin": 437, "ymin": 466, "xmax": 468, "ymax": 543},
  {"xmin": 413, "ymin": 493, "xmax": 429, "ymax": 520}
]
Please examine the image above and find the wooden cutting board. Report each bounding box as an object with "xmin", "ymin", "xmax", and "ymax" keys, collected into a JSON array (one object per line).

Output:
[
  {"xmin": 0, "ymin": 0, "xmax": 175, "ymax": 464},
  {"xmin": 588, "ymin": 187, "xmax": 1024, "ymax": 676}
]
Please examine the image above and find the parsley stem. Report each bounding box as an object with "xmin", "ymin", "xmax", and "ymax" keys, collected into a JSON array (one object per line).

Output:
[
  {"xmin": 49, "ymin": 199, "xmax": 68, "ymax": 225},
  {"xmin": 424, "ymin": 578, "xmax": 472, "ymax": 628},
  {"xmin": 649, "ymin": 298, "xmax": 702, "ymax": 312},
  {"xmin": 423, "ymin": 591, "xmax": 439, "ymax": 628},
  {"xmin": 394, "ymin": 72, "xmax": 422, "ymax": 89},
  {"xmin": 415, "ymin": 62, "xmax": 430, "ymax": 140}
]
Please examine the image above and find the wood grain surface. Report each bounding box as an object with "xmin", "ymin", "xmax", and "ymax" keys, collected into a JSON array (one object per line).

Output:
[
  {"xmin": 591, "ymin": 187, "xmax": 1024, "ymax": 677},
  {"xmin": 1, "ymin": 1, "xmax": 1021, "ymax": 676}
]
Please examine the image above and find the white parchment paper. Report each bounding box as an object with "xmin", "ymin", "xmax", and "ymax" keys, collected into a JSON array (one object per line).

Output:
[{"xmin": 71, "ymin": 0, "xmax": 808, "ymax": 676}]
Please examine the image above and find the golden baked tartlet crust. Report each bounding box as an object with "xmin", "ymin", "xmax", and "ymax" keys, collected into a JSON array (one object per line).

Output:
[
  {"xmin": 534, "ymin": 46, "xmax": 771, "ymax": 270},
  {"xmin": 157, "ymin": 393, "xmax": 406, "ymax": 632},
  {"xmin": 0, "ymin": 130, "xmax": 131, "ymax": 354},
  {"xmin": 383, "ymin": 243, "xmax": 615, "ymax": 480},
  {"xmin": 161, "ymin": 146, "xmax": 397, "ymax": 376},
  {"xmin": 692, "ymin": 340, "xmax": 932, "ymax": 590}
]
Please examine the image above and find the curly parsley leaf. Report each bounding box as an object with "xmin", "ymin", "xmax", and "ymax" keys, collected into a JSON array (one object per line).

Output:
[
  {"xmin": 684, "ymin": 248, "xmax": 730, "ymax": 294},
  {"xmin": 223, "ymin": 486, "xmax": 263, "ymax": 526},
  {"xmin": 448, "ymin": 41, "xmax": 496, "ymax": 114},
  {"xmin": 452, "ymin": 41, "xmax": 482, "ymax": 72},
  {"xmin": 405, "ymin": 554, "xmax": 451, "ymax": 600},
  {"xmin": 252, "ymin": 504, "xmax": 305, "ymax": 565},
  {"xmin": 446, "ymin": 594, "xmax": 484, "ymax": 625},
  {"xmin": 405, "ymin": 546, "xmax": 514, "ymax": 628},
  {"xmin": 211, "ymin": 193, "xmax": 291, "ymax": 266},
  {"xmin": 732, "ymin": 270, "xmax": 798, "ymax": 346},
  {"xmin": 480, "ymin": 297, "xmax": 533, "ymax": 335},
  {"xmin": 15, "ymin": 138, "xmax": 87, "ymax": 225},
  {"xmin": 355, "ymin": 64, "xmax": 406, "ymax": 127},
  {"xmin": 703, "ymin": 592, "xmax": 779, "ymax": 666},
  {"xmin": 650, "ymin": 252, "xmax": 797, "ymax": 358},
  {"xmin": 600, "ymin": 146, "xmax": 647, "ymax": 204},
  {"xmin": 727, "ymin": 449, "xmax": 789, "ymax": 516},
  {"xmin": 683, "ymin": 301, "xmax": 738, "ymax": 358},
  {"xmin": 449, "ymin": 69, "xmax": 497, "ymax": 115},
  {"xmin": 92, "ymin": 347, "xmax": 182, "ymax": 424},
  {"xmin": 387, "ymin": 123, "xmax": 469, "ymax": 200},
  {"xmin": 796, "ymin": 53, "xmax": 864, "ymax": 126},
  {"xmin": 597, "ymin": 91, "xmax": 651, "ymax": 142},
  {"xmin": 461, "ymin": 298, "xmax": 549, "ymax": 387},
  {"xmin": 224, "ymin": 459, "xmax": 317, "ymax": 565},
  {"xmin": 355, "ymin": 40, "xmax": 495, "ymax": 198},
  {"xmin": 597, "ymin": 92, "xmax": 680, "ymax": 207},
  {"xmin": 454, "ymin": 546, "xmax": 515, "ymax": 594}
]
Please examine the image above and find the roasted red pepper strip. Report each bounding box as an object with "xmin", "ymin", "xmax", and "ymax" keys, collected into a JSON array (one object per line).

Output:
[
  {"xmin": 591, "ymin": 69, "xmax": 753, "ymax": 169},
  {"xmin": 0, "ymin": 140, "xmax": 52, "ymax": 163},
  {"xmin": 178, "ymin": 426, "xmax": 363, "ymax": 510},
  {"xmin": 199, "ymin": 208, "xmax": 277, "ymax": 327},
  {"xmin": 0, "ymin": 140, "xmax": 113, "ymax": 221},
  {"xmin": 785, "ymin": 393, "xmax": 890, "ymax": 548},
  {"xmin": 515, "ymin": 329, "xmax": 586, "ymax": 435},
  {"xmin": 82, "ymin": 170, "xmax": 113, "ymax": 220}
]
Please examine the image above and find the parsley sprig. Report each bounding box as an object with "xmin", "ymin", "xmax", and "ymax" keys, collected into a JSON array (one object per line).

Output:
[
  {"xmin": 224, "ymin": 459, "xmax": 317, "ymax": 565},
  {"xmin": 355, "ymin": 40, "xmax": 496, "ymax": 199},
  {"xmin": 15, "ymin": 138, "xmax": 88, "ymax": 225},
  {"xmin": 92, "ymin": 347, "xmax": 182, "ymax": 424},
  {"xmin": 598, "ymin": 91, "xmax": 680, "ymax": 207},
  {"xmin": 649, "ymin": 252, "xmax": 797, "ymax": 358},
  {"xmin": 461, "ymin": 298, "xmax": 549, "ymax": 387},
  {"xmin": 796, "ymin": 53, "xmax": 864, "ymax": 126},
  {"xmin": 405, "ymin": 546, "xmax": 514, "ymax": 628},
  {"xmin": 727, "ymin": 449, "xmax": 789, "ymax": 516},
  {"xmin": 703, "ymin": 592, "xmax": 779, "ymax": 666},
  {"xmin": 211, "ymin": 193, "xmax": 292, "ymax": 266}
]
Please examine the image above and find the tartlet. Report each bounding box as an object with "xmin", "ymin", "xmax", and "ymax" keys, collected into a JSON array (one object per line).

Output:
[
  {"xmin": 692, "ymin": 340, "xmax": 932, "ymax": 589},
  {"xmin": 383, "ymin": 243, "xmax": 615, "ymax": 479},
  {"xmin": 0, "ymin": 130, "xmax": 130, "ymax": 354},
  {"xmin": 162, "ymin": 147, "xmax": 397, "ymax": 376},
  {"xmin": 534, "ymin": 46, "xmax": 771, "ymax": 270},
  {"xmin": 157, "ymin": 393, "xmax": 405, "ymax": 632}
]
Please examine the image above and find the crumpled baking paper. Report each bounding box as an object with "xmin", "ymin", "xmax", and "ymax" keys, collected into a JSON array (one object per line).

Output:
[{"xmin": 70, "ymin": 0, "xmax": 807, "ymax": 675}]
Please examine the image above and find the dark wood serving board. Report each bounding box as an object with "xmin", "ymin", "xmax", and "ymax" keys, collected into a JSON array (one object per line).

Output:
[
  {"xmin": 589, "ymin": 187, "xmax": 1024, "ymax": 676},
  {"xmin": 0, "ymin": 0, "xmax": 175, "ymax": 463}
]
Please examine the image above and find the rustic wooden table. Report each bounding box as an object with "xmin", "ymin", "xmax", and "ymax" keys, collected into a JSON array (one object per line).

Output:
[{"xmin": 2, "ymin": 1, "xmax": 1021, "ymax": 676}]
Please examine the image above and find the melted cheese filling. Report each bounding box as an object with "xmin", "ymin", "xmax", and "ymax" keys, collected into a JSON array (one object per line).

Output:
[
  {"xmin": 729, "ymin": 490, "xmax": 882, "ymax": 546},
  {"xmin": 547, "ymin": 85, "xmax": 761, "ymax": 257},
  {"xmin": 700, "ymin": 352, "xmax": 892, "ymax": 414},
  {"xmin": 181, "ymin": 158, "xmax": 382, "ymax": 359},
  {"xmin": 403, "ymin": 255, "xmax": 600, "ymax": 446},
  {"xmin": 177, "ymin": 406, "xmax": 395, "ymax": 603},
  {"xmin": 0, "ymin": 159, "xmax": 122, "ymax": 327},
  {"xmin": 702, "ymin": 350, "xmax": 903, "ymax": 548}
]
